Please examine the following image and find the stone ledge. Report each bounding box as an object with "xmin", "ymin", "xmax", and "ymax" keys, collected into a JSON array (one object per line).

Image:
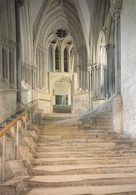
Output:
[{"xmin": 0, "ymin": 89, "xmax": 18, "ymax": 94}]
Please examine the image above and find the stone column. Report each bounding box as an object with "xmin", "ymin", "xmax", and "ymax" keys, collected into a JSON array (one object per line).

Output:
[
  {"xmin": 60, "ymin": 48, "xmax": 64, "ymax": 72},
  {"xmin": 100, "ymin": 64, "xmax": 105, "ymax": 99},
  {"xmin": 93, "ymin": 65, "xmax": 96, "ymax": 98},
  {"xmin": 97, "ymin": 65, "xmax": 100, "ymax": 98},
  {"xmin": 44, "ymin": 49, "xmax": 48, "ymax": 90},
  {"xmin": 28, "ymin": 66, "xmax": 32, "ymax": 89},
  {"xmin": 39, "ymin": 49, "xmax": 43, "ymax": 89},
  {"xmin": 36, "ymin": 48, "xmax": 39, "ymax": 89},
  {"xmin": 87, "ymin": 66, "xmax": 93, "ymax": 110},
  {"xmin": 111, "ymin": 0, "xmax": 122, "ymax": 94},
  {"xmin": 106, "ymin": 44, "xmax": 115, "ymax": 98},
  {"xmin": 35, "ymin": 66, "xmax": 37, "ymax": 89},
  {"xmin": 15, "ymin": 0, "xmax": 25, "ymax": 101},
  {"xmin": 13, "ymin": 47, "xmax": 17, "ymax": 88},
  {"xmin": 95, "ymin": 65, "xmax": 98, "ymax": 98}
]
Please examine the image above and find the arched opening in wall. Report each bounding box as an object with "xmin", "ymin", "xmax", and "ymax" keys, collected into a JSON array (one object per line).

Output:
[
  {"xmin": 64, "ymin": 48, "xmax": 68, "ymax": 72},
  {"xmin": 55, "ymin": 47, "xmax": 59, "ymax": 71},
  {"xmin": 53, "ymin": 79, "xmax": 71, "ymax": 113}
]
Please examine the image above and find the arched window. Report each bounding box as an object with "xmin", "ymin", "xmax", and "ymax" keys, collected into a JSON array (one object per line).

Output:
[
  {"xmin": 48, "ymin": 45, "xmax": 52, "ymax": 72},
  {"xmin": 64, "ymin": 48, "xmax": 68, "ymax": 72},
  {"xmin": 55, "ymin": 47, "xmax": 59, "ymax": 71}
]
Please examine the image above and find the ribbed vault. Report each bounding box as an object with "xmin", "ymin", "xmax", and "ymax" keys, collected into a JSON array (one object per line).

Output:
[{"xmin": 33, "ymin": 0, "xmax": 86, "ymax": 64}]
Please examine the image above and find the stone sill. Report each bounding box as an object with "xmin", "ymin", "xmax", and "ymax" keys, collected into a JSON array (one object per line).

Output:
[{"xmin": 0, "ymin": 89, "xmax": 18, "ymax": 94}]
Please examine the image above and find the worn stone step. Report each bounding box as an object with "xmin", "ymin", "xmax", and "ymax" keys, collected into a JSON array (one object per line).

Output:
[
  {"xmin": 34, "ymin": 151, "xmax": 136, "ymax": 159},
  {"xmin": 28, "ymin": 164, "xmax": 136, "ymax": 176},
  {"xmin": 26, "ymin": 173, "xmax": 136, "ymax": 188},
  {"xmin": 19, "ymin": 185, "xmax": 136, "ymax": 195},
  {"xmin": 29, "ymin": 157, "xmax": 136, "ymax": 166}
]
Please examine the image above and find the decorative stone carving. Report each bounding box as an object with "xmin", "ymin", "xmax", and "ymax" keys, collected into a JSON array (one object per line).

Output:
[{"xmin": 110, "ymin": 0, "xmax": 122, "ymax": 17}]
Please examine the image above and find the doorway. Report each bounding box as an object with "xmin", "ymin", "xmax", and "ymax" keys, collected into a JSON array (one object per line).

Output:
[{"xmin": 53, "ymin": 79, "xmax": 71, "ymax": 113}]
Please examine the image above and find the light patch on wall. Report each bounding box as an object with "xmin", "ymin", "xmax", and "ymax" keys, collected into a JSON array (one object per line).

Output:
[{"xmin": 31, "ymin": 0, "xmax": 45, "ymax": 25}]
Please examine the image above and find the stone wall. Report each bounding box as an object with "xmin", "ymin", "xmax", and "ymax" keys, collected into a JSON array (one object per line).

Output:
[
  {"xmin": 121, "ymin": 0, "xmax": 136, "ymax": 137},
  {"xmin": 38, "ymin": 92, "xmax": 52, "ymax": 113},
  {"xmin": 72, "ymin": 93, "xmax": 89, "ymax": 114},
  {"xmin": 0, "ymin": 90, "xmax": 17, "ymax": 123}
]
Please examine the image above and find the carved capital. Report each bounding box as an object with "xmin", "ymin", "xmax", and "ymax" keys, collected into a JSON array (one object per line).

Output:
[
  {"xmin": 87, "ymin": 66, "xmax": 92, "ymax": 73},
  {"xmin": 9, "ymin": 40, "xmax": 16, "ymax": 51},
  {"xmin": 1, "ymin": 36, "xmax": 9, "ymax": 47},
  {"xmin": 110, "ymin": 0, "xmax": 122, "ymax": 18}
]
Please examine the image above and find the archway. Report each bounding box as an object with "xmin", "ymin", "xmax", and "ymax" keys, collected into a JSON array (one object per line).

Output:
[{"xmin": 53, "ymin": 79, "xmax": 71, "ymax": 113}]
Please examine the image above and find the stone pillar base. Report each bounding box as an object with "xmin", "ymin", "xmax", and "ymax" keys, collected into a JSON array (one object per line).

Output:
[{"xmin": 112, "ymin": 94, "xmax": 123, "ymax": 133}]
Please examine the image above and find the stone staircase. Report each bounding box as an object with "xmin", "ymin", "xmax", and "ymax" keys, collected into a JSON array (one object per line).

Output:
[{"xmin": 1, "ymin": 100, "xmax": 136, "ymax": 195}]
